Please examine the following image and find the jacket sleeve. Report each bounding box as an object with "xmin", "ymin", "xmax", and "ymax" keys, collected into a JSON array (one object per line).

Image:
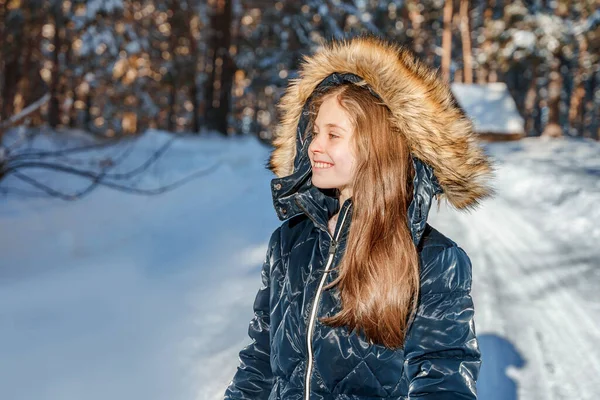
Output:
[
  {"xmin": 403, "ymin": 245, "xmax": 482, "ymax": 400},
  {"xmin": 224, "ymin": 228, "xmax": 280, "ymax": 400}
]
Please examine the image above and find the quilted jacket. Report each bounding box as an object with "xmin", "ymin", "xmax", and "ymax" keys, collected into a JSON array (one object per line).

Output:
[{"xmin": 224, "ymin": 36, "xmax": 494, "ymax": 400}]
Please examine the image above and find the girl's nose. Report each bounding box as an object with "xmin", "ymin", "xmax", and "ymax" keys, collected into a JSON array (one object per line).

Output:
[{"xmin": 309, "ymin": 134, "xmax": 324, "ymax": 154}]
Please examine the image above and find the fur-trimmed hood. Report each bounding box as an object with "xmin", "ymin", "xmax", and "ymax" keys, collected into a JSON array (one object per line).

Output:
[{"xmin": 268, "ymin": 35, "xmax": 494, "ymax": 210}]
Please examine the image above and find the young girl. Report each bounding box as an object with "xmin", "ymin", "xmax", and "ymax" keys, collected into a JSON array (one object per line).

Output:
[{"xmin": 224, "ymin": 36, "xmax": 494, "ymax": 400}]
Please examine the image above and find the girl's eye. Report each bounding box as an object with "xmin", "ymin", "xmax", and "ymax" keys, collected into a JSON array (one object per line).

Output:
[{"xmin": 312, "ymin": 130, "xmax": 338, "ymax": 139}]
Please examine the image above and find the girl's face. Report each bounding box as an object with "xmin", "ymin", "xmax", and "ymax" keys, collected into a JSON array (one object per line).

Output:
[{"xmin": 308, "ymin": 95, "xmax": 357, "ymax": 194}]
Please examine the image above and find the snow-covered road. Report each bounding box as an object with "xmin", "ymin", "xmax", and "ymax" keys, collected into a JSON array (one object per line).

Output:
[
  {"xmin": 0, "ymin": 131, "xmax": 598, "ymax": 399},
  {"xmin": 433, "ymin": 192, "xmax": 600, "ymax": 400},
  {"xmin": 430, "ymin": 138, "xmax": 600, "ymax": 400}
]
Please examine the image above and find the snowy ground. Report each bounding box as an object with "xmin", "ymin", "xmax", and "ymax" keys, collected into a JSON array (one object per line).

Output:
[
  {"xmin": 0, "ymin": 130, "xmax": 598, "ymax": 400},
  {"xmin": 433, "ymin": 137, "xmax": 600, "ymax": 400}
]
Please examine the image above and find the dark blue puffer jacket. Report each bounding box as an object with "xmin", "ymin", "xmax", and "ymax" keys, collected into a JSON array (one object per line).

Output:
[{"xmin": 224, "ymin": 36, "xmax": 494, "ymax": 400}]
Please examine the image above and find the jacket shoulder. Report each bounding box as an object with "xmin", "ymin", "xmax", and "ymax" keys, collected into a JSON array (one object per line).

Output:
[
  {"xmin": 277, "ymin": 214, "xmax": 316, "ymax": 255},
  {"xmin": 418, "ymin": 223, "xmax": 473, "ymax": 295}
]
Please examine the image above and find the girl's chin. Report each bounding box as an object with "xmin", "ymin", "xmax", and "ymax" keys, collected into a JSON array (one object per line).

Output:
[{"xmin": 311, "ymin": 179, "xmax": 338, "ymax": 190}]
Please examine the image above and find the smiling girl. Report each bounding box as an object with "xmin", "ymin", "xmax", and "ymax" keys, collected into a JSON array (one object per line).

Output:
[{"xmin": 225, "ymin": 35, "xmax": 494, "ymax": 400}]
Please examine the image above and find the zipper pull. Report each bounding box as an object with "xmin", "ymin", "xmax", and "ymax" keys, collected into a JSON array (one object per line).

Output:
[{"xmin": 328, "ymin": 240, "xmax": 337, "ymax": 256}]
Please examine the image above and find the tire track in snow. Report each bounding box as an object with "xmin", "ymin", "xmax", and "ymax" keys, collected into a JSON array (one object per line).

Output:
[
  {"xmin": 465, "ymin": 204, "xmax": 556, "ymax": 400},
  {"xmin": 494, "ymin": 195, "xmax": 600, "ymax": 340},
  {"xmin": 436, "ymin": 193, "xmax": 600, "ymax": 400},
  {"xmin": 487, "ymin": 196, "xmax": 600, "ymax": 400}
]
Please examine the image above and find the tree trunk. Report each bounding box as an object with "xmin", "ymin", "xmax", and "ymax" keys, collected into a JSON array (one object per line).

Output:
[
  {"xmin": 459, "ymin": 0, "xmax": 473, "ymax": 84},
  {"xmin": 49, "ymin": 1, "xmax": 63, "ymax": 128},
  {"xmin": 407, "ymin": 0, "xmax": 424, "ymax": 53},
  {"xmin": 183, "ymin": 0, "xmax": 201, "ymax": 133},
  {"xmin": 542, "ymin": 59, "xmax": 564, "ymax": 137},
  {"xmin": 1, "ymin": 27, "xmax": 23, "ymax": 122},
  {"xmin": 441, "ymin": 0, "xmax": 453, "ymax": 83},
  {"xmin": 61, "ymin": 2, "xmax": 75, "ymax": 128},
  {"xmin": 569, "ymin": 35, "xmax": 588, "ymax": 137},
  {"xmin": 84, "ymin": 91, "xmax": 93, "ymax": 131},
  {"xmin": 204, "ymin": 0, "xmax": 234, "ymax": 135},
  {"xmin": 65, "ymin": 34, "xmax": 77, "ymax": 128},
  {"xmin": 167, "ymin": 84, "xmax": 176, "ymax": 132},
  {"xmin": 524, "ymin": 64, "xmax": 538, "ymax": 136},
  {"xmin": 190, "ymin": 77, "xmax": 200, "ymax": 133},
  {"xmin": 590, "ymin": 66, "xmax": 599, "ymax": 140},
  {"xmin": 167, "ymin": 0, "xmax": 181, "ymax": 132}
]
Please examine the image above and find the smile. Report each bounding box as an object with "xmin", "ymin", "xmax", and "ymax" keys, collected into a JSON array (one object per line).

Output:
[{"xmin": 314, "ymin": 162, "xmax": 334, "ymax": 169}]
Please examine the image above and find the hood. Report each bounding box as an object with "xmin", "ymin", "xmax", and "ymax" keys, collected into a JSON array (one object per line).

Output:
[{"xmin": 268, "ymin": 36, "xmax": 495, "ymax": 245}]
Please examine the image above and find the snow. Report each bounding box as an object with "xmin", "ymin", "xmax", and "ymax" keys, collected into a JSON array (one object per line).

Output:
[
  {"xmin": 0, "ymin": 129, "xmax": 280, "ymax": 400},
  {"xmin": 79, "ymin": 26, "xmax": 120, "ymax": 57},
  {"xmin": 486, "ymin": 136, "xmax": 600, "ymax": 247},
  {"xmin": 535, "ymin": 14, "xmax": 568, "ymax": 53},
  {"xmin": 452, "ymin": 83, "xmax": 526, "ymax": 136},
  {"xmin": 85, "ymin": 0, "xmax": 124, "ymax": 20},
  {"xmin": 1, "ymin": 129, "xmax": 599, "ymax": 399},
  {"xmin": 512, "ymin": 30, "xmax": 536, "ymax": 52},
  {"xmin": 125, "ymin": 40, "xmax": 142, "ymax": 55}
]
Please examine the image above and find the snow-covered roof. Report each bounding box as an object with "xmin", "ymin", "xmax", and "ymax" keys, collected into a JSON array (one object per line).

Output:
[{"xmin": 451, "ymin": 82, "xmax": 525, "ymax": 138}]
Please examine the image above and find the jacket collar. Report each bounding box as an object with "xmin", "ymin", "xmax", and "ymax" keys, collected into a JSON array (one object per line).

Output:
[
  {"xmin": 271, "ymin": 152, "xmax": 442, "ymax": 247},
  {"xmin": 270, "ymin": 72, "xmax": 443, "ymax": 247}
]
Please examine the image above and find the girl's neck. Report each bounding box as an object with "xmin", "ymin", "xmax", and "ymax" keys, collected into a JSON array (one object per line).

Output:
[
  {"xmin": 329, "ymin": 189, "xmax": 352, "ymax": 236},
  {"xmin": 338, "ymin": 187, "xmax": 352, "ymax": 209}
]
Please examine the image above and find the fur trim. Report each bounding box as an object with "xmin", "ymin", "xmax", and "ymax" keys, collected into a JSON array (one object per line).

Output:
[{"xmin": 268, "ymin": 35, "xmax": 495, "ymax": 209}]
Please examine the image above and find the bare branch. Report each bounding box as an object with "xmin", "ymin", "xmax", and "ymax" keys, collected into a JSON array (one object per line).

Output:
[
  {"xmin": 0, "ymin": 184, "xmax": 51, "ymax": 198},
  {"xmin": 11, "ymin": 137, "xmax": 124, "ymax": 160},
  {"xmin": 1, "ymin": 131, "xmax": 214, "ymax": 200},
  {"xmin": 8, "ymin": 162, "xmax": 220, "ymax": 200},
  {"xmin": 101, "ymin": 136, "xmax": 176, "ymax": 180},
  {"xmin": 0, "ymin": 93, "xmax": 50, "ymax": 130}
]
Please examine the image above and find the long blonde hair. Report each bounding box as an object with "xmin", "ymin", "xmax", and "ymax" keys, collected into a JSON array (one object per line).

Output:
[{"xmin": 307, "ymin": 83, "xmax": 419, "ymax": 349}]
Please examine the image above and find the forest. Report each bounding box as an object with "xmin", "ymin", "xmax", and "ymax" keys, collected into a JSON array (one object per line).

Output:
[
  {"xmin": 0, "ymin": 0, "xmax": 598, "ymax": 144},
  {"xmin": 1, "ymin": 3, "xmax": 600, "ymax": 397}
]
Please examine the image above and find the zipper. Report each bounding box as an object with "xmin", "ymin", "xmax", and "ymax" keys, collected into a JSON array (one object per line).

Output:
[{"xmin": 295, "ymin": 199, "xmax": 351, "ymax": 400}]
